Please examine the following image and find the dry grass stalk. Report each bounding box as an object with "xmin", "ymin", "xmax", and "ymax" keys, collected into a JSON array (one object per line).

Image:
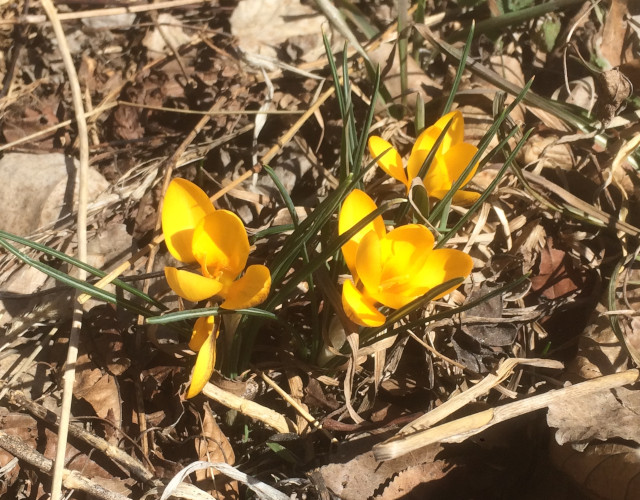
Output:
[
  {"xmin": 374, "ymin": 367, "xmax": 638, "ymax": 461},
  {"xmin": 39, "ymin": 0, "xmax": 90, "ymax": 497},
  {"xmin": 259, "ymin": 370, "xmax": 336, "ymax": 442},
  {"xmin": 0, "ymin": 430, "xmax": 131, "ymax": 500},
  {"xmin": 20, "ymin": 0, "xmax": 207, "ymax": 24},
  {"xmin": 202, "ymin": 382, "xmax": 296, "ymax": 434}
]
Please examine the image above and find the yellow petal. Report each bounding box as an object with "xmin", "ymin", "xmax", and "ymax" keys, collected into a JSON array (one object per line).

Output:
[
  {"xmin": 339, "ymin": 189, "xmax": 385, "ymax": 275},
  {"xmin": 186, "ymin": 323, "xmax": 217, "ymax": 398},
  {"xmin": 358, "ymin": 224, "xmax": 435, "ymax": 309},
  {"xmin": 220, "ymin": 265, "xmax": 271, "ymax": 310},
  {"xmin": 407, "ymin": 111, "xmax": 464, "ymax": 179},
  {"xmin": 441, "ymin": 142, "xmax": 479, "ymax": 187},
  {"xmin": 379, "ymin": 225, "xmax": 434, "ymax": 295},
  {"xmin": 410, "ymin": 248, "xmax": 473, "ymax": 299},
  {"xmin": 342, "ymin": 279, "xmax": 385, "ymax": 327},
  {"xmin": 165, "ymin": 267, "xmax": 225, "ymax": 302},
  {"xmin": 452, "ymin": 190, "xmax": 481, "ymax": 205},
  {"xmin": 189, "ymin": 315, "xmax": 216, "ymax": 351},
  {"xmin": 355, "ymin": 230, "xmax": 382, "ymax": 297},
  {"xmin": 162, "ymin": 179, "xmax": 216, "ymax": 263},
  {"xmin": 368, "ymin": 136, "xmax": 408, "ymax": 186},
  {"xmin": 422, "ymin": 156, "xmax": 453, "ymax": 196},
  {"xmin": 192, "ymin": 210, "xmax": 250, "ymax": 278}
]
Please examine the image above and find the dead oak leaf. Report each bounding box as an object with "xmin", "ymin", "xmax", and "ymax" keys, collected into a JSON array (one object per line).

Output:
[
  {"xmin": 530, "ymin": 237, "xmax": 584, "ymax": 299},
  {"xmin": 194, "ymin": 402, "xmax": 238, "ymax": 499}
]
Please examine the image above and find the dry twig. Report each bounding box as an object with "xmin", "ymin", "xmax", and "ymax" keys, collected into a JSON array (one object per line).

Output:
[
  {"xmin": 39, "ymin": 0, "xmax": 90, "ymax": 497},
  {"xmin": 0, "ymin": 430, "xmax": 130, "ymax": 500}
]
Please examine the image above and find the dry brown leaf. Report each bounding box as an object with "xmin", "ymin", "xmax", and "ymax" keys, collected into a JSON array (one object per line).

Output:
[
  {"xmin": 84, "ymin": 305, "xmax": 131, "ymax": 377},
  {"xmin": 369, "ymin": 42, "xmax": 438, "ymax": 110},
  {"xmin": 142, "ymin": 13, "xmax": 195, "ymax": 56},
  {"xmin": 316, "ymin": 433, "xmax": 442, "ymax": 499},
  {"xmin": 600, "ymin": 0, "xmax": 629, "ymax": 68},
  {"xmin": 195, "ymin": 403, "xmax": 238, "ymax": 500},
  {"xmin": 551, "ymin": 441, "xmax": 640, "ymax": 500},
  {"xmin": 522, "ymin": 134, "xmax": 574, "ymax": 171},
  {"xmin": 74, "ymin": 337, "xmax": 122, "ymax": 432},
  {"xmin": 547, "ymin": 386, "xmax": 640, "ymax": 447},
  {"xmin": 0, "ymin": 152, "xmax": 109, "ymax": 237},
  {"xmin": 530, "ymin": 237, "xmax": 583, "ymax": 299},
  {"xmin": 375, "ymin": 460, "xmax": 451, "ymax": 499},
  {"xmin": 568, "ymin": 306, "xmax": 628, "ymax": 380},
  {"xmin": 488, "ymin": 55, "xmax": 525, "ymax": 123},
  {"xmin": 230, "ymin": 0, "xmax": 329, "ymax": 63}
]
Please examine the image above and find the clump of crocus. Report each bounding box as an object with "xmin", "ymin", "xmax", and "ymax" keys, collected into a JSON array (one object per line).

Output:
[
  {"xmin": 339, "ymin": 189, "xmax": 473, "ymax": 327},
  {"xmin": 368, "ymin": 110, "xmax": 479, "ymax": 205},
  {"xmin": 162, "ymin": 178, "xmax": 271, "ymax": 397}
]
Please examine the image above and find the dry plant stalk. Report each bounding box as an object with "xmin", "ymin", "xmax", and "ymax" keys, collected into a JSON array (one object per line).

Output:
[
  {"xmin": 374, "ymin": 368, "xmax": 639, "ymax": 461},
  {"xmin": 22, "ymin": 0, "xmax": 206, "ymax": 24},
  {"xmin": 202, "ymin": 382, "xmax": 296, "ymax": 434},
  {"xmin": 6, "ymin": 389, "xmax": 157, "ymax": 485},
  {"xmin": 0, "ymin": 430, "xmax": 130, "ymax": 500},
  {"xmin": 39, "ymin": 0, "xmax": 90, "ymax": 498},
  {"xmin": 259, "ymin": 370, "xmax": 336, "ymax": 442}
]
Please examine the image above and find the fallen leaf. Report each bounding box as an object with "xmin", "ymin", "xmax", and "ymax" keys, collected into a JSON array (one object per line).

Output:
[
  {"xmin": 375, "ymin": 460, "xmax": 451, "ymax": 499},
  {"xmin": 530, "ymin": 237, "xmax": 583, "ymax": 299},
  {"xmin": 316, "ymin": 432, "xmax": 442, "ymax": 499},
  {"xmin": 551, "ymin": 441, "xmax": 640, "ymax": 500},
  {"xmin": 230, "ymin": 0, "xmax": 329, "ymax": 63},
  {"xmin": 548, "ymin": 386, "xmax": 640, "ymax": 447},
  {"xmin": 194, "ymin": 403, "xmax": 238, "ymax": 499}
]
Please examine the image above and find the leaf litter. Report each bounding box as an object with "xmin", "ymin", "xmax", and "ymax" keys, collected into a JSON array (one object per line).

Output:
[{"xmin": 0, "ymin": 0, "xmax": 639, "ymax": 498}]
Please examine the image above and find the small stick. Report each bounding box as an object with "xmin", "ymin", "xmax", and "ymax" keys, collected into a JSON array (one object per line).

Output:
[
  {"xmin": 258, "ymin": 370, "xmax": 336, "ymax": 442},
  {"xmin": 201, "ymin": 382, "xmax": 296, "ymax": 434},
  {"xmin": 6, "ymin": 389, "xmax": 157, "ymax": 485},
  {"xmin": 0, "ymin": 430, "xmax": 131, "ymax": 500},
  {"xmin": 22, "ymin": 0, "xmax": 207, "ymax": 24},
  {"xmin": 40, "ymin": 1, "xmax": 89, "ymax": 498},
  {"xmin": 374, "ymin": 366, "xmax": 636, "ymax": 461}
]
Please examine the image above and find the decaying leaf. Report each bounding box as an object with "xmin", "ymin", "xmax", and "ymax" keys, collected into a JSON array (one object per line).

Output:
[
  {"xmin": 230, "ymin": 0, "xmax": 330, "ymax": 63},
  {"xmin": 315, "ymin": 432, "xmax": 442, "ymax": 499},
  {"xmin": 194, "ymin": 403, "xmax": 238, "ymax": 499},
  {"xmin": 548, "ymin": 385, "xmax": 640, "ymax": 447},
  {"xmin": 530, "ymin": 237, "xmax": 584, "ymax": 299},
  {"xmin": 551, "ymin": 441, "xmax": 640, "ymax": 500},
  {"xmin": 375, "ymin": 460, "xmax": 451, "ymax": 499},
  {"xmin": 73, "ymin": 335, "xmax": 122, "ymax": 433}
]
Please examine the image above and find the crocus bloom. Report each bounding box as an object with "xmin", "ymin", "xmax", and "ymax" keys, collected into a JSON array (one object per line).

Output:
[
  {"xmin": 162, "ymin": 178, "xmax": 271, "ymax": 397},
  {"xmin": 339, "ymin": 189, "xmax": 473, "ymax": 327},
  {"xmin": 368, "ymin": 110, "xmax": 479, "ymax": 205}
]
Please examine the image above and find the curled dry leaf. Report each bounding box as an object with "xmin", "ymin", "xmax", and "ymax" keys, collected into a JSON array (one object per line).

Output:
[
  {"xmin": 316, "ymin": 433, "xmax": 442, "ymax": 499},
  {"xmin": 73, "ymin": 346, "xmax": 123, "ymax": 436},
  {"xmin": 230, "ymin": 0, "xmax": 330, "ymax": 63},
  {"xmin": 547, "ymin": 385, "xmax": 640, "ymax": 447},
  {"xmin": 194, "ymin": 403, "xmax": 238, "ymax": 499},
  {"xmin": 530, "ymin": 237, "xmax": 585, "ymax": 300},
  {"xmin": 522, "ymin": 134, "xmax": 574, "ymax": 171},
  {"xmin": 375, "ymin": 460, "xmax": 451, "ymax": 500},
  {"xmin": 368, "ymin": 42, "xmax": 438, "ymax": 110},
  {"xmin": 551, "ymin": 441, "xmax": 640, "ymax": 500}
]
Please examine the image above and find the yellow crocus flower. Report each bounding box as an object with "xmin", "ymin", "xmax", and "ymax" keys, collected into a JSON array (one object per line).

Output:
[
  {"xmin": 162, "ymin": 178, "xmax": 271, "ymax": 397},
  {"xmin": 339, "ymin": 189, "xmax": 473, "ymax": 327},
  {"xmin": 368, "ymin": 110, "xmax": 480, "ymax": 205}
]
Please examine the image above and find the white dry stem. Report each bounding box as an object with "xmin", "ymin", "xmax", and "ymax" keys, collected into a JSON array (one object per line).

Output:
[
  {"xmin": 39, "ymin": 1, "xmax": 89, "ymax": 499},
  {"xmin": 23, "ymin": 0, "xmax": 206, "ymax": 24},
  {"xmin": 374, "ymin": 363, "xmax": 640, "ymax": 462},
  {"xmin": 201, "ymin": 382, "xmax": 296, "ymax": 434},
  {"xmin": 158, "ymin": 461, "xmax": 288, "ymax": 500}
]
